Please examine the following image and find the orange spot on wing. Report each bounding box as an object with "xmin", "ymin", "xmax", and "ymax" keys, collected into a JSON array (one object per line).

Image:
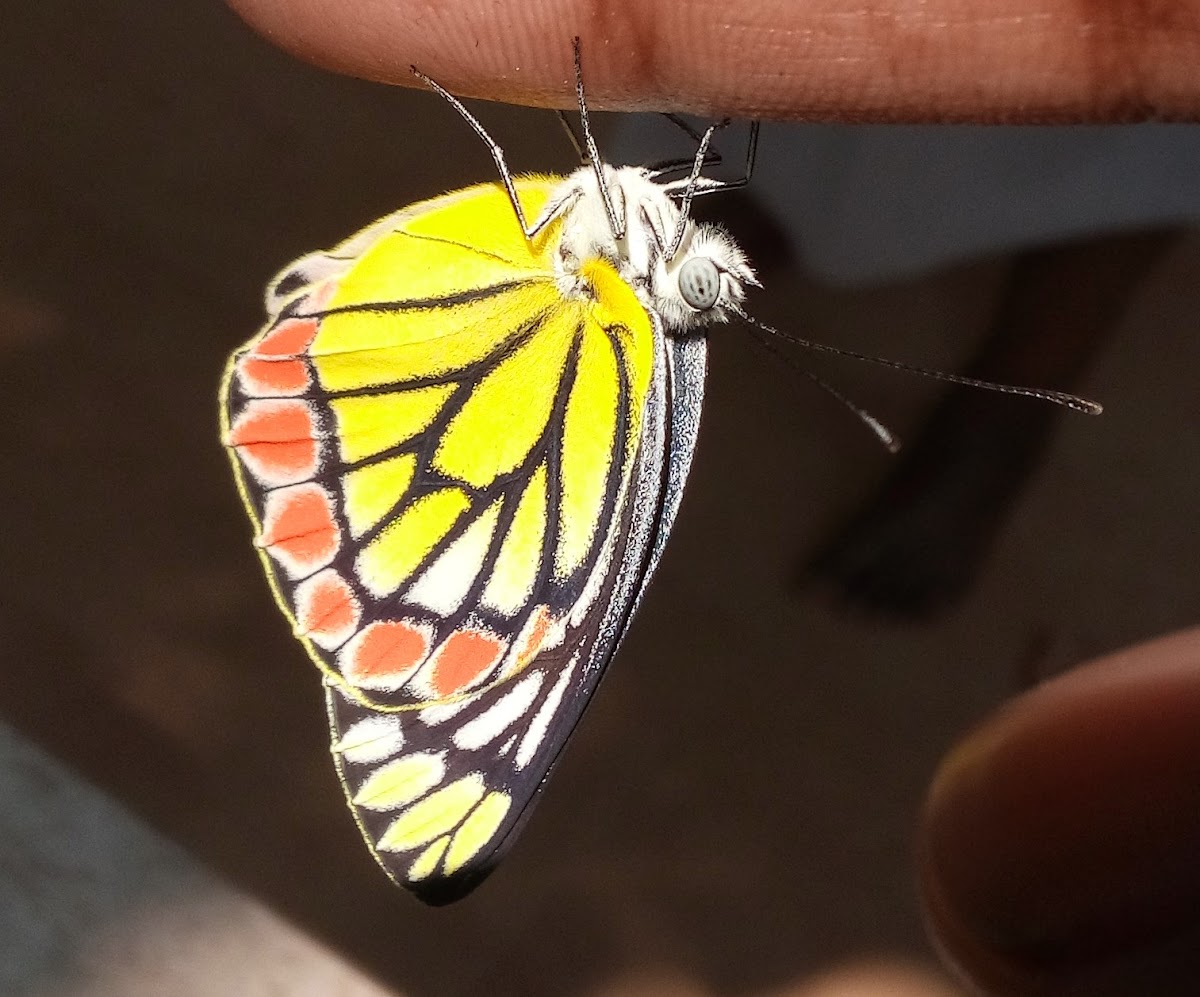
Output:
[
  {"xmin": 238, "ymin": 355, "xmax": 310, "ymax": 396},
  {"xmin": 228, "ymin": 400, "xmax": 314, "ymax": 445},
  {"xmin": 256, "ymin": 316, "xmax": 319, "ymax": 357},
  {"xmin": 513, "ymin": 606, "xmax": 552, "ymax": 670},
  {"xmin": 341, "ymin": 620, "xmax": 430, "ymax": 690},
  {"xmin": 260, "ymin": 483, "xmax": 338, "ymax": 573},
  {"xmin": 430, "ymin": 630, "xmax": 504, "ymax": 697},
  {"xmin": 294, "ymin": 569, "xmax": 359, "ymax": 648},
  {"xmin": 228, "ymin": 400, "xmax": 318, "ymax": 483}
]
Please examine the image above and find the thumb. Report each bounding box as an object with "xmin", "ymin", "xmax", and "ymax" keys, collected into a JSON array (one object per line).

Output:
[{"xmin": 919, "ymin": 627, "xmax": 1200, "ymax": 995}]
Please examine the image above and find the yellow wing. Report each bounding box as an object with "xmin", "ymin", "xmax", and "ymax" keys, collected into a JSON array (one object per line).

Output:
[{"xmin": 221, "ymin": 178, "xmax": 678, "ymax": 901}]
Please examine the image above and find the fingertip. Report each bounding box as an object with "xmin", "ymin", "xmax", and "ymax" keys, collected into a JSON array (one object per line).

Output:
[
  {"xmin": 225, "ymin": 0, "xmax": 610, "ymax": 107},
  {"xmin": 920, "ymin": 628, "xmax": 1200, "ymax": 994},
  {"xmin": 224, "ymin": 0, "xmax": 1200, "ymax": 119}
]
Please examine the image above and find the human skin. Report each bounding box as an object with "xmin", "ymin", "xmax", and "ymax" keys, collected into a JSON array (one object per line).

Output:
[
  {"xmin": 226, "ymin": 0, "xmax": 1200, "ymax": 121},
  {"xmin": 921, "ymin": 628, "xmax": 1200, "ymax": 993}
]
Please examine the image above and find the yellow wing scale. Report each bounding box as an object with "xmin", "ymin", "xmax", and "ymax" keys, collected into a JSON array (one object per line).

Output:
[
  {"xmin": 433, "ymin": 303, "xmax": 577, "ymax": 488},
  {"xmin": 356, "ymin": 487, "xmax": 471, "ymax": 598},
  {"xmin": 557, "ymin": 314, "xmax": 621, "ymax": 577},
  {"xmin": 319, "ymin": 177, "xmax": 562, "ymax": 307},
  {"xmin": 352, "ymin": 752, "xmax": 446, "ymax": 810},
  {"xmin": 312, "ymin": 284, "xmax": 560, "ymax": 390},
  {"xmin": 482, "ymin": 464, "xmax": 548, "ymax": 615},
  {"xmin": 329, "ymin": 384, "xmax": 454, "ymax": 464},
  {"xmin": 341, "ymin": 453, "xmax": 419, "ymax": 538}
]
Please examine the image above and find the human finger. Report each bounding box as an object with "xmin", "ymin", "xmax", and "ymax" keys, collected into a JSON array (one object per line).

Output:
[
  {"xmin": 225, "ymin": 0, "xmax": 1200, "ymax": 121},
  {"xmin": 919, "ymin": 627, "xmax": 1200, "ymax": 995}
]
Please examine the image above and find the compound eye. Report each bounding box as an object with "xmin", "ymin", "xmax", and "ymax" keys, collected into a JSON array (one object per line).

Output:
[{"xmin": 678, "ymin": 257, "xmax": 721, "ymax": 311}]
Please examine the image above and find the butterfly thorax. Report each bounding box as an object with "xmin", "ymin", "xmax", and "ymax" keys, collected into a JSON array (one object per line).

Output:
[{"xmin": 548, "ymin": 165, "xmax": 758, "ymax": 335}]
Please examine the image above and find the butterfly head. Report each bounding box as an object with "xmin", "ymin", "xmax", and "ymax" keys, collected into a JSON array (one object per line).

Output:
[
  {"xmin": 656, "ymin": 219, "xmax": 758, "ymax": 333},
  {"xmin": 552, "ymin": 165, "xmax": 758, "ymax": 335},
  {"xmin": 620, "ymin": 167, "xmax": 759, "ymax": 333}
]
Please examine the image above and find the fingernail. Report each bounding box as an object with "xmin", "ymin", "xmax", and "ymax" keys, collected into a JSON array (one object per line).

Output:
[{"xmin": 919, "ymin": 630, "xmax": 1200, "ymax": 993}]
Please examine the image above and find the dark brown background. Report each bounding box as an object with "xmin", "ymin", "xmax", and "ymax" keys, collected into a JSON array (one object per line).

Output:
[{"xmin": 2, "ymin": 2, "xmax": 1198, "ymax": 994}]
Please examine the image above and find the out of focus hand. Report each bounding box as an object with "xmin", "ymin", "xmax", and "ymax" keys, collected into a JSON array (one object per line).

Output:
[{"xmin": 920, "ymin": 628, "xmax": 1200, "ymax": 994}]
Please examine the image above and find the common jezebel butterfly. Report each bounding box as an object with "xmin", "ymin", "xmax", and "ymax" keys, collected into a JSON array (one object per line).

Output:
[
  {"xmin": 220, "ymin": 41, "xmax": 757, "ymax": 904},
  {"xmin": 220, "ymin": 40, "xmax": 1099, "ymax": 905}
]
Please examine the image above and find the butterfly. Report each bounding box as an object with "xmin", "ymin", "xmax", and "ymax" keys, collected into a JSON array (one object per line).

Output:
[
  {"xmin": 220, "ymin": 39, "xmax": 1102, "ymax": 906},
  {"xmin": 220, "ymin": 39, "xmax": 760, "ymax": 904}
]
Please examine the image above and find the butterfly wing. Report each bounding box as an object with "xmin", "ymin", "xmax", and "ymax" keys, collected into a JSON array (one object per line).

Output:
[{"xmin": 220, "ymin": 178, "xmax": 706, "ymax": 902}]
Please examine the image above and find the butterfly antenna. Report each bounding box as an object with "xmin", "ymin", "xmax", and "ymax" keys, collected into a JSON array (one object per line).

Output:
[
  {"xmin": 571, "ymin": 37, "xmax": 624, "ymax": 239},
  {"xmin": 410, "ymin": 66, "xmax": 538, "ymax": 239},
  {"xmin": 734, "ymin": 307, "xmax": 1103, "ymax": 416},
  {"xmin": 746, "ymin": 325, "xmax": 901, "ymax": 452}
]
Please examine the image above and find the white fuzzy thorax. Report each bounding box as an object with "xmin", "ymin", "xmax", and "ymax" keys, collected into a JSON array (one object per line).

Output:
[{"xmin": 545, "ymin": 165, "xmax": 758, "ymax": 333}]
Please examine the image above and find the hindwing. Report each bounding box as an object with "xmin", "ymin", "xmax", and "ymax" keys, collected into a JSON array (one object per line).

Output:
[{"xmin": 221, "ymin": 180, "xmax": 706, "ymax": 901}]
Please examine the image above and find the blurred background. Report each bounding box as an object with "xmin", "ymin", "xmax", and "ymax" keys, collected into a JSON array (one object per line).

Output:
[{"xmin": 2, "ymin": 2, "xmax": 1199, "ymax": 994}]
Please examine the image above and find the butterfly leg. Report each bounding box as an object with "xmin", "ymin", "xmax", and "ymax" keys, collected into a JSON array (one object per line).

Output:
[
  {"xmin": 410, "ymin": 67, "xmax": 544, "ymax": 239},
  {"xmin": 565, "ymin": 36, "xmax": 625, "ymax": 240},
  {"xmin": 654, "ymin": 120, "xmax": 759, "ymax": 189},
  {"xmin": 554, "ymin": 110, "xmax": 587, "ymax": 163}
]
